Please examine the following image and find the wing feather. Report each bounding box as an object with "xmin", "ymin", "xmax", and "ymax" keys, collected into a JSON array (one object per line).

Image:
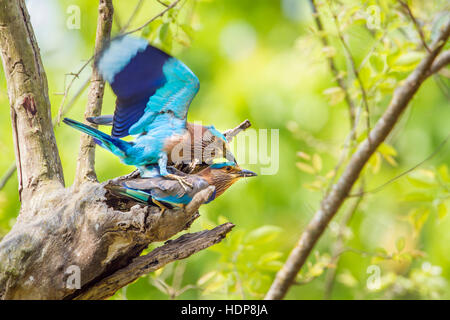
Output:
[{"xmin": 97, "ymin": 36, "xmax": 200, "ymax": 138}]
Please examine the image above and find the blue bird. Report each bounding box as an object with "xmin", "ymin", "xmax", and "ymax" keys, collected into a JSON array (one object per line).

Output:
[
  {"xmin": 64, "ymin": 36, "xmax": 235, "ymax": 189},
  {"xmin": 105, "ymin": 162, "xmax": 257, "ymax": 213}
]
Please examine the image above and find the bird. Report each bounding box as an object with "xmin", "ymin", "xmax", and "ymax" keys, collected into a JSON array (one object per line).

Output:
[
  {"xmin": 105, "ymin": 161, "xmax": 257, "ymax": 213},
  {"xmin": 63, "ymin": 35, "xmax": 235, "ymax": 189}
]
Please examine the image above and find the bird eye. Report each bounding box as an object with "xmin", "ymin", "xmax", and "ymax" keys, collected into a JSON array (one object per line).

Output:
[{"xmin": 225, "ymin": 166, "xmax": 232, "ymax": 171}]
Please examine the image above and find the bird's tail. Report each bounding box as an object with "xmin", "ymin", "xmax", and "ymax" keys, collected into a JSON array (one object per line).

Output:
[
  {"xmin": 105, "ymin": 184, "xmax": 151, "ymax": 204},
  {"xmin": 63, "ymin": 118, "xmax": 130, "ymax": 158}
]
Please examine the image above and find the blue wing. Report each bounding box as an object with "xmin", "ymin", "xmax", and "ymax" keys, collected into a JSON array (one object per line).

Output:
[{"xmin": 97, "ymin": 36, "xmax": 200, "ymax": 138}]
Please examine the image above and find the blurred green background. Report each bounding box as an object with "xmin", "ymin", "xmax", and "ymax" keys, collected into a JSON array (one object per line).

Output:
[{"xmin": 0, "ymin": 0, "xmax": 449, "ymax": 299}]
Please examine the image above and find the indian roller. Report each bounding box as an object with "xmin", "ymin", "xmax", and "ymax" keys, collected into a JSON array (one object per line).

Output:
[
  {"xmin": 63, "ymin": 35, "xmax": 235, "ymax": 189},
  {"xmin": 105, "ymin": 161, "xmax": 257, "ymax": 213}
]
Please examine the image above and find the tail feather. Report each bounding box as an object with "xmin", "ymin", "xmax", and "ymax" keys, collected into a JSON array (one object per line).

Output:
[
  {"xmin": 105, "ymin": 184, "xmax": 150, "ymax": 204},
  {"xmin": 63, "ymin": 118, "xmax": 130, "ymax": 158}
]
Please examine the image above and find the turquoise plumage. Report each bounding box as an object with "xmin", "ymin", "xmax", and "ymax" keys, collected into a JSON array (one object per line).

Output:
[{"xmin": 64, "ymin": 36, "xmax": 235, "ymax": 187}]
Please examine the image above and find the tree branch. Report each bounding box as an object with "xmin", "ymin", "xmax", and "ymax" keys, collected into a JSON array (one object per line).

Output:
[
  {"xmin": 122, "ymin": 0, "xmax": 182, "ymax": 36},
  {"xmin": 399, "ymin": 0, "xmax": 431, "ymax": 52},
  {"xmin": 265, "ymin": 18, "xmax": 450, "ymax": 300},
  {"xmin": 73, "ymin": 222, "xmax": 234, "ymax": 300},
  {"xmin": 428, "ymin": 49, "xmax": 450, "ymax": 76},
  {"xmin": 223, "ymin": 119, "xmax": 252, "ymax": 143},
  {"xmin": 323, "ymin": 183, "xmax": 364, "ymax": 299},
  {"xmin": 74, "ymin": 0, "xmax": 114, "ymax": 185},
  {"xmin": 0, "ymin": 0, "xmax": 64, "ymax": 203},
  {"xmin": 0, "ymin": 78, "xmax": 90, "ymax": 192}
]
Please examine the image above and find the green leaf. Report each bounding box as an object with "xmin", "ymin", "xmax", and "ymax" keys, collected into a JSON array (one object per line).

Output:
[
  {"xmin": 370, "ymin": 54, "xmax": 385, "ymax": 73},
  {"xmin": 402, "ymin": 192, "xmax": 434, "ymax": 202},
  {"xmin": 159, "ymin": 22, "xmax": 172, "ymax": 51},
  {"xmin": 359, "ymin": 64, "xmax": 372, "ymax": 87},
  {"xmin": 337, "ymin": 270, "xmax": 358, "ymax": 287},
  {"xmin": 406, "ymin": 171, "xmax": 435, "ymax": 188},
  {"xmin": 296, "ymin": 162, "xmax": 315, "ymax": 174},
  {"xmin": 257, "ymin": 251, "xmax": 283, "ymax": 265},
  {"xmin": 378, "ymin": 143, "xmax": 397, "ymax": 157},
  {"xmin": 323, "ymin": 87, "xmax": 345, "ymax": 105},
  {"xmin": 437, "ymin": 164, "xmax": 449, "ymax": 182},
  {"xmin": 437, "ymin": 202, "xmax": 447, "ymax": 220},
  {"xmin": 396, "ymin": 236, "xmax": 405, "ymax": 252},
  {"xmin": 312, "ymin": 154, "xmax": 322, "ymax": 172},
  {"xmin": 244, "ymin": 225, "xmax": 282, "ymax": 245},
  {"xmin": 391, "ymin": 51, "xmax": 425, "ymax": 72},
  {"xmin": 180, "ymin": 23, "xmax": 195, "ymax": 39},
  {"xmin": 409, "ymin": 207, "xmax": 431, "ymax": 233}
]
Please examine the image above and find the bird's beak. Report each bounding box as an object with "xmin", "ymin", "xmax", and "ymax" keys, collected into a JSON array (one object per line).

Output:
[{"xmin": 238, "ymin": 169, "xmax": 257, "ymax": 178}]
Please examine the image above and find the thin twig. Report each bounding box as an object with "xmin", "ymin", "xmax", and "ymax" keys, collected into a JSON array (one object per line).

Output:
[
  {"xmin": 119, "ymin": 0, "xmax": 145, "ymax": 33},
  {"xmin": 56, "ymin": 57, "xmax": 93, "ymax": 125},
  {"xmin": 428, "ymin": 49, "xmax": 450, "ymax": 76},
  {"xmin": 349, "ymin": 132, "xmax": 450, "ymax": 197},
  {"xmin": 327, "ymin": 0, "xmax": 371, "ymax": 141},
  {"xmin": 309, "ymin": 0, "xmax": 357, "ymax": 131},
  {"xmin": 121, "ymin": 0, "xmax": 182, "ymax": 36},
  {"xmin": 399, "ymin": 0, "xmax": 431, "ymax": 52},
  {"xmin": 0, "ymin": 164, "xmax": 17, "ymax": 190}
]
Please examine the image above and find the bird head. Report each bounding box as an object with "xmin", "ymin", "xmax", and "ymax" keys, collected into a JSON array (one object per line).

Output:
[{"xmin": 197, "ymin": 161, "xmax": 257, "ymax": 199}]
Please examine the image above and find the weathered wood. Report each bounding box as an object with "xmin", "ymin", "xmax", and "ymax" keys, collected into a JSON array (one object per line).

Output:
[
  {"xmin": 0, "ymin": 181, "xmax": 217, "ymax": 299},
  {"xmin": 0, "ymin": 0, "xmax": 64, "ymax": 203},
  {"xmin": 73, "ymin": 222, "xmax": 234, "ymax": 300}
]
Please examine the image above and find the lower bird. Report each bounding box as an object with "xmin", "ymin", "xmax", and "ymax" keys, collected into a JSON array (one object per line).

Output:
[{"xmin": 105, "ymin": 161, "xmax": 257, "ymax": 213}]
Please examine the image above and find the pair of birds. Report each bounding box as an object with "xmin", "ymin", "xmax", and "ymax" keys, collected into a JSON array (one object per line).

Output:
[{"xmin": 64, "ymin": 35, "xmax": 256, "ymax": 211}]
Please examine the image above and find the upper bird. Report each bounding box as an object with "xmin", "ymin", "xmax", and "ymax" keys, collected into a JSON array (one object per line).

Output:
[{"xmin": 63, "ymin": 36, "xmax": 234, "ymax": 188}]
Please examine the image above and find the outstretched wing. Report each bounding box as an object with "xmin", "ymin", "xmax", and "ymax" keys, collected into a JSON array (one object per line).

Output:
[{"xmin": 97, "ymin": 36, "xmax": 200, "ymax": 138}]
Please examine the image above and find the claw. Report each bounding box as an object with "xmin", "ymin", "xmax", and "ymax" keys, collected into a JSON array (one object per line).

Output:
[{"xmin": 164, "ymin": 173, "xmax": 193, "ymax": 191}]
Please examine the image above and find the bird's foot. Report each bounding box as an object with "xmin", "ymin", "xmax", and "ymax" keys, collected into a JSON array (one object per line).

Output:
[{"xmin": 164, "ymin": 173, "xmax": 193, "ymax": 191}]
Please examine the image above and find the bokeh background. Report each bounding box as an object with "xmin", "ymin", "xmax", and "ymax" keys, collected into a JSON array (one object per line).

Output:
[{"xmin": 0, "ymin": 0, "xmax": 449, "ymax": 299}]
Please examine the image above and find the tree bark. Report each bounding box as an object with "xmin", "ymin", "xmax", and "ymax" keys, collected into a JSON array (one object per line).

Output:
[
  {"xmin": 74, "ymin": 0, "xmax": 113, "ymax": 185},
  {"xmin": 0, "ymin": 0, "xmax": 64, "ymax": 204}
]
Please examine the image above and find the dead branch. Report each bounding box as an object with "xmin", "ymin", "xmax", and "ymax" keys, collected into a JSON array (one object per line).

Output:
[{"xmin": 73, "ymin": 222, "xmax": 234, "ymax": 300}]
